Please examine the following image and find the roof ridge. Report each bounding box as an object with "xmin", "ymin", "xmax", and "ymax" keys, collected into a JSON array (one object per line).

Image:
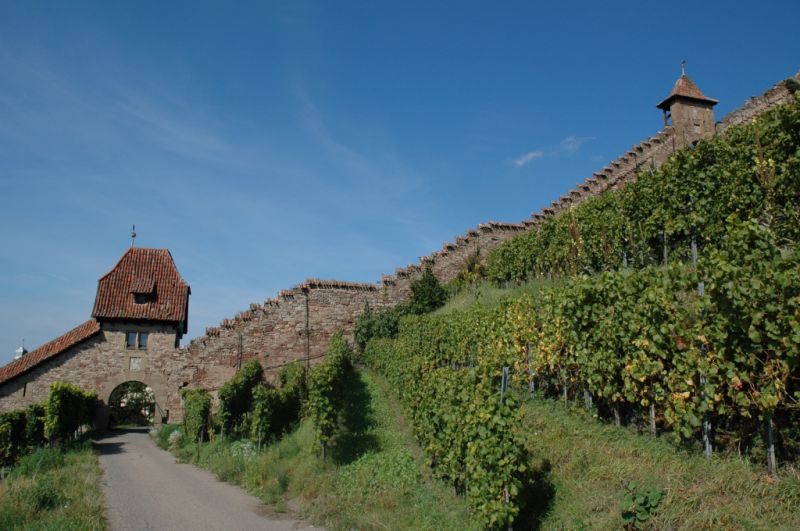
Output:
[{"xmin": 0, "ymin": 319, "xmax": 101, "ymax": 384}]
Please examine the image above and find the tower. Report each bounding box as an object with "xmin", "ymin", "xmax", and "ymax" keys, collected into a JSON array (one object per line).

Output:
[{"xmin": 657, "ymin": 67, "xmax": 718, "ymax": 148}]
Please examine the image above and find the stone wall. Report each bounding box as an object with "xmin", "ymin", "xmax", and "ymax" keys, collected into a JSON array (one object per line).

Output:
[
  {"xmin": 182, "ymin": 279, "xmax": 393, "ymax": 404},
  {"xmin": 717, "ymin": 74, "xmax": 799, "ymax": 133}
]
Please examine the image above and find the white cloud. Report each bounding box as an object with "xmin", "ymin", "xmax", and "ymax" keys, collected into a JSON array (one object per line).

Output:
[
  {"xmin": 513, "ymin": 150, "xmax": 544, "ymax": 167},
  {"xmin": 560, "ymin": 135, "xmax": 590, "ymax": 153},
  {"xmin": 512, "ymin": 135, "xmax": 593, "ymax": 168}
]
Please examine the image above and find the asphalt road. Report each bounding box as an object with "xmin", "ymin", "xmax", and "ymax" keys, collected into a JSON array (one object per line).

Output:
[{"xmin": 96, "ymin": 428, "xmax": 315, "ymax": 531}]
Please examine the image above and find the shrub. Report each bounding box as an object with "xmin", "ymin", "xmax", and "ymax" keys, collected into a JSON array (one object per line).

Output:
[
  {"xmin": 0, "ymin": 410, "xmax": 28, "ymax": 466},
  {"xmin": 182, "ymin": 389, "xmax": 211, "ymax": 443},
  {"xmin": 44, "ymin": 382, "xmax": 97, "ymax": 445},
  {"xmin": 354, "ymin": 303, "xmax": 409, "ymax": 351},
  {"xmin": 409, "ymin": 267, "xmax": 447, "ymax": 315},
  {"xmin": 24, "ymin": 403, "xmax": 45, "ymax": 449},
  {"xmin": 217, "ymin": 359, "xmax": 264, "ymax": 438},
  {"xmin": 308, "ymin": 333, "xmax": 352, "ymax": 457}
]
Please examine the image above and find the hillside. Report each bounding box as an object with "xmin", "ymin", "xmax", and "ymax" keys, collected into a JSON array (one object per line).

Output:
[{"xmin": 358, "ymin": 90, "xmax": 800, "ymax": 528}]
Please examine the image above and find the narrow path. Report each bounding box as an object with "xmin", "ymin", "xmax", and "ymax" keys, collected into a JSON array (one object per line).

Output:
[{"xmin": 95, "ymin": 428, "xmax": 316, "ymax": 531}]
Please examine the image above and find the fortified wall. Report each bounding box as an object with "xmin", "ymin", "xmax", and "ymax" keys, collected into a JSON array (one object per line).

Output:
[
  {"xmin": 181, "ymin": 279, "xmax": 391, "ymax": 395},
  {"xmin": 183, "ymin": 71, "xmax": 800, "ymax": 400}
]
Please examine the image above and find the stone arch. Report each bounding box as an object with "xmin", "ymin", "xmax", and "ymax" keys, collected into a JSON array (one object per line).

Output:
[{"xmin": 96, "ymin": 370, "xmax": 170, "ymax": 430}]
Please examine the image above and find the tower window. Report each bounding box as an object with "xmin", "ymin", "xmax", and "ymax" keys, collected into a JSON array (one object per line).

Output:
[{"xmin": 125, "ymin": 332, "xmax": 149, "ymax": 350}]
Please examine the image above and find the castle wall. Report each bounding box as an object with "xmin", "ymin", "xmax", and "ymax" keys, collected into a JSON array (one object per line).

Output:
[
  {"xmin": 716, "ymin": 74, "xmax": 798, "ymax": 133},
  {"xmin": 181, "ymin": 281, "xmax": 394, "ymax": 407}
]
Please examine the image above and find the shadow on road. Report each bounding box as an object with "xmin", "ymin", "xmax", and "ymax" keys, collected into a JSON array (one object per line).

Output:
[{"xmin": 93, "ymin": 427, "xmax": 150, "ymax": 455}]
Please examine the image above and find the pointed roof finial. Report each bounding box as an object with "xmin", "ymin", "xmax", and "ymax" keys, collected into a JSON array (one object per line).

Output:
[
  {"xmin": 131, "ymin": 225, "xmax": 137, "ymax": 247},
  {"xmin": 681, "ymin": 59, "xmax": 687, "ymax": 76}
]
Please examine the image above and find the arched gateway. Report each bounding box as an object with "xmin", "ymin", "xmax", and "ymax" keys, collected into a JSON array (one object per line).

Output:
[{"xmin": 0, "ymin": 247, "xmax": 193, "ymax": 429}]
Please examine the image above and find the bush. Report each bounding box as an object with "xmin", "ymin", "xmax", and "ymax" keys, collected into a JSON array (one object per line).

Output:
[
  {"xmin": 354, "ymin": 303, "xmax": 408, "ymax": 351},
  {"xmin": 409, "ymin": 267, "xmax": 447, "ymax": 315},
  {"xmin": 0, "ymin": 410, "xmax": 27, "ymax": 466},
  {"xmin": 308, "ymin": 333, "xmax": 352, "ymax": 457},
  {"xmin": 182, "ymin": 389, "xmax": 211, "ymax": 443},
  {"xmin": 217, "ymin": 359, "xmax": 264, "ymax": 438},
  {"xmin": 44, "ymin": 382, "xmax": 97, "ymax": 445},
  {"xmin": 364, "ymin": 313, "xmax": 529, "ymax": 529},
  {"xmin": 24, "ymin": 404, "xmax": 45, "ymax": 449},
  {"xmin": 250, "ymin": 363, "xmax": 306, "ymax": 446}
]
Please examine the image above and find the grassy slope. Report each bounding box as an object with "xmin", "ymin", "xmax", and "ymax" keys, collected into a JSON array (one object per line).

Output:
[
  {"xmin": 161, "ymin": 368, "xmax": 477, "ymax": 531},
  {"xmin": 440, "ymin": 285, "xmax": 800, "ymax": 529},
  {"xmin": 0, "ymin": 445, "xmax": 106, "ymax": 530},
  {"xmin": 522, "ymin": 397, "xmax": 800, "ymax": 530},
  {"xmin": 436, "ymin": 278, "xmax": 556, "ymax": 315}
]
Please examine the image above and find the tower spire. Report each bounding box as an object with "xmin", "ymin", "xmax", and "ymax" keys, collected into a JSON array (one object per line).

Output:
[
  {"xmin": 681, "ymin": 59, "xmax": 686, "ymax": 76},
  {"xmin": 131, "ymin": 225, "xmax": 137, "ymax": 247}
]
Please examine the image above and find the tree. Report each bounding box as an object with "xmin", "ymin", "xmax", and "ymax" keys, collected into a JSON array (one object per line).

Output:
[{"xmin": 409, "ymin": 267, "xmax": 447, "ymax": 314}]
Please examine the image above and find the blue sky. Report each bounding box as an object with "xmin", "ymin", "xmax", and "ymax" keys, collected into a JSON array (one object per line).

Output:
[{"xmin": 1, "ymin": 1, "xmax": 798, "ymax": 364}]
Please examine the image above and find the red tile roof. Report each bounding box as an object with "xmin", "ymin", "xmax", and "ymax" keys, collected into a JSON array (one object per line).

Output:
[
  {"xmin": 0, "ymin": 319, "xmax": 101, "ymax": 384},
  {"xmin": 130, "ymin": 277, "xmax": 156, "ymax": 294},
  {"xmin": 657, "ymin": 75, "xmax": 718, "ymax": 110},
  {"xmin": 91, "ymin": 248, "xmax": 190, "ymax": 332}
]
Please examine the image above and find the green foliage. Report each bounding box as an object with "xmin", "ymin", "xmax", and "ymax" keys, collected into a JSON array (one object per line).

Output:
[
  {"xmin": 167, "ymin": 369, "xmax": 477, "ymax": 531},
  {"xmin": 447, "ymin": 249, "xmax": 486, "ymax": 296},
  {"xmin": 250, "ymin": 362, "xmax": 306, "ymax": 445},
  {"xmin": 0, "ymin": 445, "xmax": 105, "ymax": 530},
  {"xmin": 409, "ymin": 267, "xmax": 448, "ymax": 315},
  {"xmin": 108, "ymin": 381, "xmax": 155, "ymax": 426},
  {"xmin": 182, "ymin": 388, "xmax": 211, "ymax": 443},
  {"xmin": 414, "ymin": 216, "xmax": 800, "ymax": 463},
  {"xmin": 521, "ymin": 397, "xmax": 800, "ymax": 529},
  {"xmin": 700, "ymin": 220, "xmax": 800, "ymax": 453},
  {"xmin": 364, "ymin": 312, "xmax": 530, "ymax": 529},
  {"xmin": 12, "ymin": 476, "xmax": 65, "ymax": 511},
  {"xmin": 24, "ymin": 403, "xmax": 45, "ymax": 449},
  {"xmin": 217, "ymin": 359, "xmax": 264, "ymax": 438},
  {"xmin": 9, "ymin": 446, "xmax": 65, "ymax": 478},
  {"xmin": 620, "ymin": 481, "xmax": 663, "ymax": 530},
  {"xmin": 0, "ymin": 410, "xmax": 28, "ymax": 466},
  {"xmin": 354, "ymin": 302, "xmax": 408, "ymax": 350},
  {"xmin": 43, "ymin": 381, "xmax": 97, "ymax": 444},
  {"xmin": 486, "ymin": 93, "xmax": 800, "ymax": 283},
  {"xmin": 308, "ymin": 332, "xmax": 352, "ymax": 456}
]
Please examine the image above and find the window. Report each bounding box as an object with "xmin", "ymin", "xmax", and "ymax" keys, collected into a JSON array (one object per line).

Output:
[
  {"xmin": 129, "ymin": 357, "xmax": 142, "ymax": 371},
  {"xmin": 125, "ymin": 331, "xmax": 149, "ymax": 350}
]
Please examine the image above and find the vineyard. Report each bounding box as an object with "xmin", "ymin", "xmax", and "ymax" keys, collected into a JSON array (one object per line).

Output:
[
  {"xmin": 486, "ymin": 87, "xmax": 800, "ymax": 282},
  {"xmin": 359, "ymin": 89, "xmax": 800, "ymax": 528}
]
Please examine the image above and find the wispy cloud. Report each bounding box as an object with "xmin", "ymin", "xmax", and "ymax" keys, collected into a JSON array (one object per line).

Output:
[
  {"xmin": 560, "ymin": 135, "xmax": 590, "ymax": 153},
  {"xmin": 513, "ymin": 150, "xmax": 544, "ymax": 167},
  {"xmin": 512, "ymin": 135, "xmax": 594, "ymax": 167}
]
